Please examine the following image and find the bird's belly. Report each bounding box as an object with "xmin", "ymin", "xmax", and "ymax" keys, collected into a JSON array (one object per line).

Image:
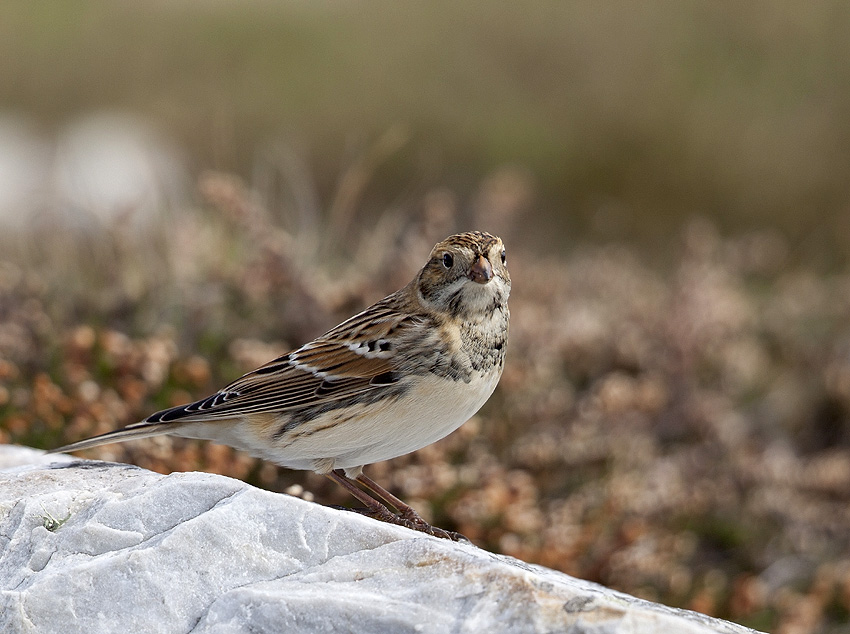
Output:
[
  {"xmin": 175, "ymin": 369, "xmax": 502, "ymax": 473},
  {"xmin": 268, "ymin": 369, "xmax": 502, "ymax": 472}
]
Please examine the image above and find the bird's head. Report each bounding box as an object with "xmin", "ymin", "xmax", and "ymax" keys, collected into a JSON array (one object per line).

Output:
[{"xmin": 416, "ymin": 231, "xmax": 511, "ymax": 319}]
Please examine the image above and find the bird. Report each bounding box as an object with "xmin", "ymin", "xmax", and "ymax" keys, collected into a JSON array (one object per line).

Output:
[{"xmin": 52, "ymin": 231, "xmax": 510, "ymax": 540}]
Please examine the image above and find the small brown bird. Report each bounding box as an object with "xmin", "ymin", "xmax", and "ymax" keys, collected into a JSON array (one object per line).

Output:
[{"xmin": 52, "ymin": 231, "xmax": 510, "ymax": 540}]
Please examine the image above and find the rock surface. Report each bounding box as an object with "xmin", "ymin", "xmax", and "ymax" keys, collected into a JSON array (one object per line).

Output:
[{"xmin": 0, "ymin": 445, "xmax": 763, "ymax": 634}]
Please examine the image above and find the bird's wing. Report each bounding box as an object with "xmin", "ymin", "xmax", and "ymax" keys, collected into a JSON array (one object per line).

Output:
[
  {"xmin": 50, "ymin": 300, "xmax": 431, "ymax": 454},
  {"xmin": 142, "ymin": 309, "xmax": 425, "ymax": 424}
]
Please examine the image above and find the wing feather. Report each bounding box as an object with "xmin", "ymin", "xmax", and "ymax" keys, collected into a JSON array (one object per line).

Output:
[{"xmin": 141, "ymin": 305, "xmax": 426, "ymax": 425}]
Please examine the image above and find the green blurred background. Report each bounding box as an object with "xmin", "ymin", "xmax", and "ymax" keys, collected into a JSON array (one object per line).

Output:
[
  {"xmin": 4, "ymin": 2, "xmax": 850, "ymax": 632},
  {"xmin": 3, "ymin": 1, "xmax": 850, "ymax": 260}
]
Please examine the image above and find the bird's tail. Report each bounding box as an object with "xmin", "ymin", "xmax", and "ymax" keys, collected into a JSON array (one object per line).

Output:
[{"xmin": 49, "ymin": 420, "xmax": 191, "ymax": 455}]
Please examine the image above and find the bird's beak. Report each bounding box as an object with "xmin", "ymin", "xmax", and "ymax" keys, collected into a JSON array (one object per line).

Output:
[{"xmin": 468, "ymin": 255, "xmax": 493, "ymax": 284}]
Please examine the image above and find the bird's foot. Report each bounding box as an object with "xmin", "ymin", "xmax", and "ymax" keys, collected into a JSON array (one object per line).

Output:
[
  {"xmin": 341, "ymin": 505, "xmax": 468, "ymax": 541},
  {"xmin": 326, "ymin": 470, "xmax": 467, "ymax": 541}
]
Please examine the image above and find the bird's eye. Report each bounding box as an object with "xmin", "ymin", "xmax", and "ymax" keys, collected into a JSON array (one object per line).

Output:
[
  {"xmin": 442, "ymin": 253, "xmax": 454, "ymax": 268},
  {"xmin": 500, "ymin": 249, "xmax": 507, "ymax": 265}
]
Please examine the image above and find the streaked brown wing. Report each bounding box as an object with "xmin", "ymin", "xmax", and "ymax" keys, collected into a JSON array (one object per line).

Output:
[{"xmin": 143, "ymin": 308, "xmax": 421, "ymax": 424}]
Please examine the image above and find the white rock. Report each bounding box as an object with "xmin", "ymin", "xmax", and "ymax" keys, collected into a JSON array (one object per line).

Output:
[{"xmin": 0, "ymin": 445, "xmax": 763, "ymax": 634}]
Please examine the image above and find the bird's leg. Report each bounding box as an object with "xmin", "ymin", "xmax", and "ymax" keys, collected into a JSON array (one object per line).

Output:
[
  {"xmin": 356, "ymin": 472, "xmax": 468, "ymax": 542},
  {"xmin": 355, "ymin": 473, "xmax": 427, "ymax": 524},
  {"xmin": 326, "ymin": 470, "xmax": 467, "ymax": 541},
  {"xmin": 356, "ymin": 473, "xmax": 467, "ymax": 541},
  {"xmin": 325, "ymin": 471, "xmax": 399, "ymax": 524}
]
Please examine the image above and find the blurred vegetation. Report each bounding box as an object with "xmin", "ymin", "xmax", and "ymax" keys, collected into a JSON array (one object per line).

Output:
[{"xmin": 3, "ymin": 2, "xmax": 850, "ymax": 633}]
